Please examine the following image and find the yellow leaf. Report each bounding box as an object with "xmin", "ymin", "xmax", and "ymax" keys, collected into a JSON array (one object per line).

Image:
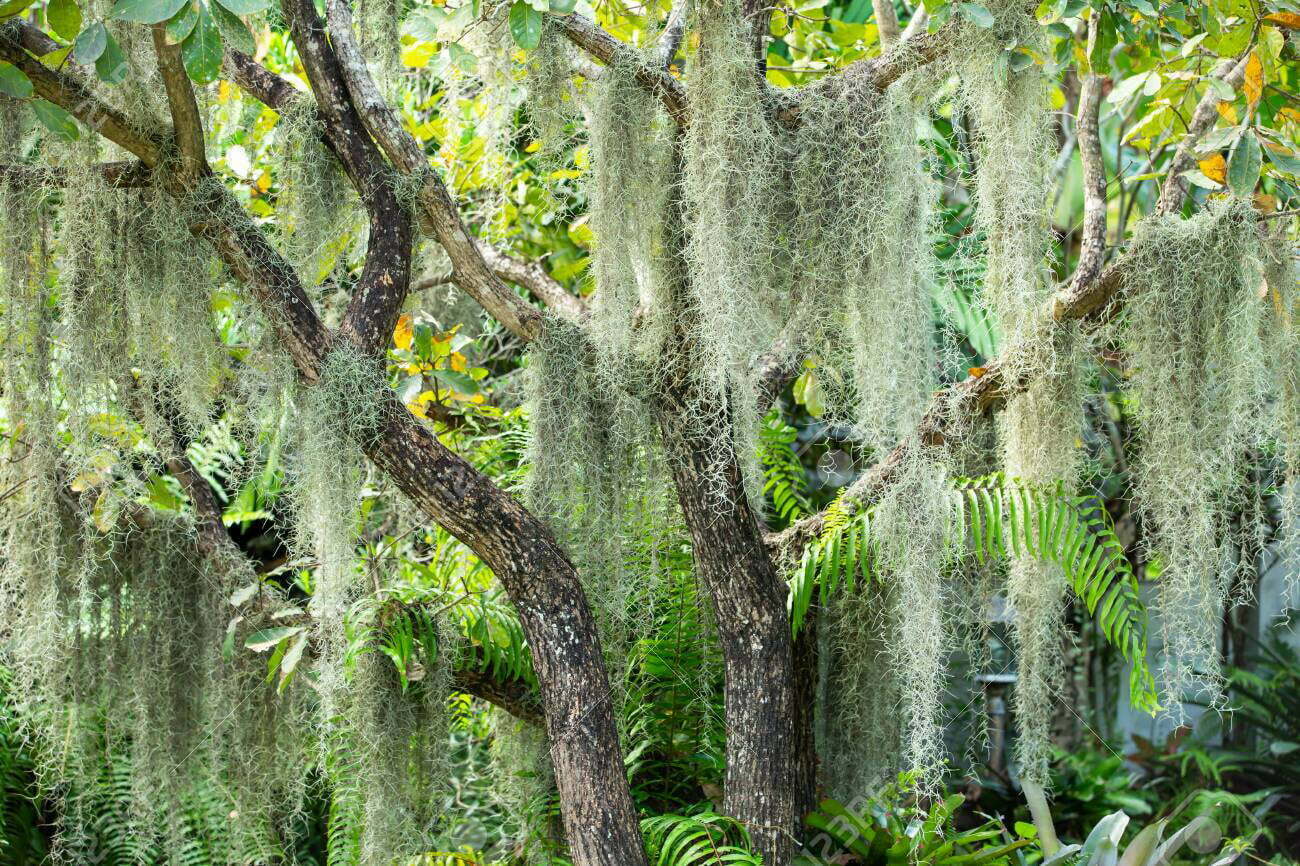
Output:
[
  {"xmin": 1199, "ymin": 153, "xmax": 1227, "ymax": 184},
  {"xmin": 1263, "ymin": 11, "xmax": 1300, "ymax": 29},
  {"xmin": 1279, "ymin": 107, "xmax": 1300, "ymax": 124},
  {"xmin": 1244, "ymin": 51, "xmax": 1264, "ymax": 108},
  {"xmin": 254, "ymin": 171, "xmax": 271, "ymax": 193},
  {"xmin": 393, "ymin": 313, "xmax": 413, "ymax": 350},
  {"xmin": 450, "ymin": 352, "xmax": 467, "ymax": 372},
  {"xmin": 1216, "ymin": 101, "xmax": 1238, "ymax": 124},
  {"xmin": 968, "ymin": 366, "xmax": 987, "ymax": 379}
]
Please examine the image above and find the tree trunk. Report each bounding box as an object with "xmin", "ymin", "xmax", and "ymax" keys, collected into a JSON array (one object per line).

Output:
[
  {"xmin": 364, "ymin": 409, "xmax": 648, "ymax": 866},
  {"xmin": 656, "ymin": 399, "xmax": 798, "ymax": 864}
]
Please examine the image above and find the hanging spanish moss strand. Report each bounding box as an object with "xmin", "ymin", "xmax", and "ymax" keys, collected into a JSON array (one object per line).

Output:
[
  {"xmin": 1119, "ymin": 198, "xmax": 1271, "ymax": 711},
  {"xmin": 874, "ymin": 451, "xmax": 963, "ymax": 791}
]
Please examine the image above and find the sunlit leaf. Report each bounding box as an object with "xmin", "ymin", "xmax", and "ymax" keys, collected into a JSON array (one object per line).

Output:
[
  {"xmin": 48, "ymin": 0, "xmax": 83, "ymax": 41},
  {"xmin": 508, "ymin": 0, "xmax": 542, "ymax": 49},
  {"xmin": 1197, "ymin": 152, "xmax": 1226, "ymax": 184},
  {"xmin": 394, "ymin": 313, "xmax": 414, "ymax": 350},
  {"xmin": 181, "ymin": 6, "xmax": 223, "ymax": 83},
  {"xmin": 1243, "ymin": 50, "xmax": 1263, "ymax": 108}
]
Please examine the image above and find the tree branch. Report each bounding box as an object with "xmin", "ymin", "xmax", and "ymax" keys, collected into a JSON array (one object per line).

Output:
[
  {"xmin": 451, "ymin": 666, "xmax": 543, "ymax": 725},
  {"xmin": 873, "ymin": 0, "xmax": 900, "ymax": 50},
  {"xmin": 658, "ymin": 0, "xmax": 690, "ymax": 69},
  {"xmin": 1070, "ymin": 60, "xmax": 1107, "ymax": 292},
  {"xmin": 151, "ymin": 24, "xmax": 208, "ymax": 179},
  {"xmin": 1153, "ymin": 54, "xmax": 1250, "ymax": 216},
  {"xmin": 556, "ymin": 13, "xmax": 689, "ymax": 126},
  {"xmin": 0, "ymin": 160, "xmax": 152, "ymax": 188},
  {"xmin": 283, "ymin": 0, "xmax": 413, "ymax": 357},
  {"xmin": 776, "ymin": 14, "xmax": 957, "ymax": 127},
  {"xmin": 0, "ymin": 22, "xmax": 163, "ymax": 166}
]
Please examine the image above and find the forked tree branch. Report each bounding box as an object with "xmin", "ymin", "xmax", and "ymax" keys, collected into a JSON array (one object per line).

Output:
[
  {"xmin": 0, "ymin": 22, "xmax": 162, "ymax": 165},
  {"xmin": 556, "ymin": 13, "xmax": 689, "ymax": 125},
  {"xmin": 283, "ymin": 0, "xmax": 413, "ymax": 356},
  {"xmin": 774, "ymin": 51, "xmax": 1254, "ymax": 552},
  {"xmin": 229, "ymin": 40, "xmax": 580, "ymax": 335}
]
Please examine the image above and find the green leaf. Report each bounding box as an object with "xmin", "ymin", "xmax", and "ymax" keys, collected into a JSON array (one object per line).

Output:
[
  {"xmin": 0, "ymin": 61, "xmax": 32, "ymax": 98},
  {"xmin": 31, "ymin": 99, "xmax": 80, "ymax": 140},
  {"xmin": 209, "ymin": 0, "xmax": 253, "ymax": 54},
  {"xmin": 181, "ymin": 6, "xmax": 223, "ymax": 83},
  {"xmin": 110, "ymin": 0, "xmax": 187, "ymax": 23},
  {"xmin": 1226, "ymin": 130, "xmax": 1262, "ymax": 195},
  {"xmin": 48, "ymin": 0, "xmax": 83, "ymax": 41},
  {"xmin": 1265, "ymin": 144, "xmax": 1300, "ymax": 177},
  {"xmin": 0, "ymin": 0, "xmax": 36, "ymax": 19},
  {"xmin": 94, "ymin": 31, "xmax": 128, "ymax": 84},
  {"xmin": 550, "ymin": 0, "xmax": 575, "ymax": 12},
  {"xmin": 958, "ymin": 2, "xmax": 994, "ymax": 27},
  {"xmin": 213, "ymin": 0, "xmax": 271, "ymax": 14},
  {"xmin": 431, "ymin": 368, "xmax": 481, "ymax": 394},
  {"xmin": 244, "ymin": 625, "xmax": 303, "ymax": 652},
  {"xmin": 1086, "ymin": 7, "xmax": 1115, "ymax": 73},
  {"xmin": 73, "ymin": 21, "xmax": 107, "ymax": 63},
  {"xmin": 166, "ymin": 1, "xmax": 200, "ymax": 42},
  {"xmin": 508, "ymin": 0, "xmax": 542, "ymax": 49},
  {"xmin": 277, "ymin": 631, "xmax": 309, "ymax": 692}
]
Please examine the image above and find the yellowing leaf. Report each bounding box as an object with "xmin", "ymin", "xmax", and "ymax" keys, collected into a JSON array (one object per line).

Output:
[
  {"xmin": 1199, "ymin": 153, "xmax": 1227, "ymax": 184},
  {"xmin": 1253, "ymin": 192, "xmax": 1278, "ymax": 214},
  {"xmin": 393, "ymin": 313, "xmax": 414, "ymax": 350},
  {"xmin": 1279, "ymin": 107, "xmax": 1300, "ymax": 124},
  {"xmin": 1216, "ymin": 101, "xmax": 1238, "ymax": 124},
  {"xmin": 254, "ymin": 171, "xmax": 271, "ymax": 193},
  {"xmin": 968, "ymin": 366, "xmax": 987, "ymax": 379},
  {"xmin": 1263, "ymin": 11, "xmax": 1300, "ymax": 29},
  {"xmin": 1244, "ymin": 51, "xmax": 1263, "ymax": 108}
]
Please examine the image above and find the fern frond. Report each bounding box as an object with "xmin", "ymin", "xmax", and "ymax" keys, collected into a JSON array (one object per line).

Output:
[
  {"xmin": 641, "ymin": 812, "xmax": 762, "ymax": 866},
  {"xmin": 790, "ymin": 474, "xmax": 1158, "ymax": 712}
]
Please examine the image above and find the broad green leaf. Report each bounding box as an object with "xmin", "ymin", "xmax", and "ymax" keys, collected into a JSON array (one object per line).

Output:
[
  {"xmin": 957, "ymin": 2, "xmax": 994, "ymax": 27},
  {"xmin": 0, "ymin": 61, "xmax": 32, "ymax": 98},
  {"xmin": 550, "ymin": 0, "xmax": 575, "ymax": 13},
  {"xmin": 431, "ymin": 368, "xmax": 480, "ymax": 394},
  {"xmin": 1086, "ymin": 7, "xmax": 1115, "ymax": 73},
  {"xmin": 110, "ymin": 0, "xmax": 187, "ymax": 23},
  {"xmin": 1226, "ymin": 130, "xmax": 1262, "ymax": 195},
  {"xmin": 73, "ymin": 21, "xmax": 107, "ymax": 63},
  {"xmin": 31, "ymin": 99, "xmax": 80, "ymax": 140},
  {"xmin": 508, "ymin": 0, "xmax": 542, "ymax": 49},
  {"xmin": 166, "ymin": 1, "xmax": 200, "ymax": 42},
  {"xmin": 0, "ymin": 0, "xmax": 36, "ymax": 19},
  {"xmin": 244, "ymin": 625, "xmax": 303, "ymax": 652},
  {"xmin": 48, "ymin": 0, "xmax": 83, "ymax": 41},
  {"xmin": 213, "ymin": 0, "xmax": 271, "ymax": 14},
  {"xmin": 210, "ymin": 0, "xmax": 253, "ymax": 54},
  {"xmin": 181, "ymin": 6, "xmax": 223, "ymax": 83},
  {"xmin": 1265, "ymin": 143, "xmax": 1300, "ymax": 176},
  {"xmin": 94, "ymin": 31, "xmax": 128, "ymax": 84}
]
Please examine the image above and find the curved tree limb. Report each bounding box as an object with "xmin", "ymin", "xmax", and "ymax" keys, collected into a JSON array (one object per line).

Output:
[
  {"xmin": 1070, "ymin": 55, "xmax": 1108, "ymax": 293},
  {"xmin": 0, "ymin": 23, "xmax": 162, "ymax": 166},
  {"xmin": 873, "ymin": 0, "xmax": 900, "ymax": 50},
  {"xmin": 282, "ymin": 0, "xmax": 413, "ymax": 357},
  {"xmin": 556, "ymin": 13, "xmax": 689, "ymax": 125},
  {"xmin": 774, "ymin": 53, "xmax": 1254, "ymax": 554}
]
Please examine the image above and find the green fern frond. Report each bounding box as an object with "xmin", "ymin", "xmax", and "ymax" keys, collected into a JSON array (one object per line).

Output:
[
  {"xmin": 789, "ymin": 474, "xmax": 1158, "ymax": 713},
  {"xmin": 758, "ymin": 411, "xmax": 810, "ymax": 526},
  {"xmin": 641, "ymin": 812, "xmax": 762, "ymax": 866}
]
